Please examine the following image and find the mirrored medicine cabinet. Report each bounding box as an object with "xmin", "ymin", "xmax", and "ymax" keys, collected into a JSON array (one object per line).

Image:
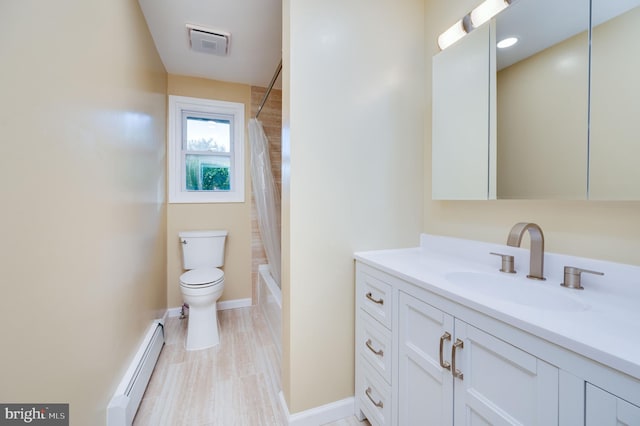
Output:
[{"xmin": 432, "ymin": 0, "xmax": 640, "ymax": 200}]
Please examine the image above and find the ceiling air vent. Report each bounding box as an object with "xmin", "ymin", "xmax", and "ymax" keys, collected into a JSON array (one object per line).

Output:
[{"xmin": 187, "ymin": 24, "xmax": 230, "ymax": 56}]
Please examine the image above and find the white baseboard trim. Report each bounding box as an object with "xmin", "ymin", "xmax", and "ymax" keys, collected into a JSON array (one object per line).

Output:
[
  {"xmin": 218, "ymin": 298, "xmax": 252, "ymax": 311},
  {"xmin": 107, "ymin": 320, "xmax": 164, "ymax": 426},
  {"xmin": 166, "ymin": 307, "xmax": 182, "ymax": 318},
  {"xmin": 279, "ymin": 391, "xmax": 355, "ymax": 426},
  {"xmin": 166, "ymin": 298, "xmax": 253, "ymax": 318}
]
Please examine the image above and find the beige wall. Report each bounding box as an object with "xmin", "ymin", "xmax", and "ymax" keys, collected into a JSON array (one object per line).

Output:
[
  {"xmin": 166, "ymin": 75, "xmax": 253, "ymax": 307},
  {"xmin": 424, "ymin": 0, "xmax": 640, "ymax": 266},
  {"xmin": 283, "ymin": 0, "xmax": 425, "ymax": 414},
  {"xmin": 0, "ymin": 0, "xmax": 167, "ymax": 424}
]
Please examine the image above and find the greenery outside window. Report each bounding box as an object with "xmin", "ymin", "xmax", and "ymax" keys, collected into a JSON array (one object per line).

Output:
[{"xmin": 169, "ymin": 96, "xmax": 245, "ymax": 203}]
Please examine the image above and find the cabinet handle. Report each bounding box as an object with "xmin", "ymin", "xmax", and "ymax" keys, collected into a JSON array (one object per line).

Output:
[
  {"xmin": 439, "ymin": 332, "xmax": 451, "ymax": 370},
  {"xmin": 365, "ymin": 387, "xmax": 384, "ymax": 408},
  {"xmin": 365, "ymin": 339, "xmax": 384, "ymax": 357},
  {"xmin": 365, "ymin": 292, "xmax": 384, "ymax": 305},
  {"xmin": 451, "ymin": 338, "xmax": 464, "ymax": 380}
]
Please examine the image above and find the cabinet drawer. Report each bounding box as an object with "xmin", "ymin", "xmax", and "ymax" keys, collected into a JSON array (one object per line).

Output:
[
  {"xmin": 358, "ymin": 356, "xmax": 392, "ymax": 426},
  {"xmin": 586, "ymin": 383, "xmax": 640, "ymax": 425},
  {"xmin": 358, "ymin": 311, "xmax": 392, "ymax": 384},
  {"xmin": 358, "ymin": 271, "xmax": 393, "ymax": 329}
]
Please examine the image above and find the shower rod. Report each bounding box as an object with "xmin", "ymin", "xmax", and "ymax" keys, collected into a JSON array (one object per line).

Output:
[{"xmin": 255, "ymin": 59, "xmax": 282, "ymax": 119}]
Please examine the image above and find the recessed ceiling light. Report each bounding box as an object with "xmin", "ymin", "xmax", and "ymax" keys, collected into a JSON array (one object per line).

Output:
[{"xmin": 497, "ymin": 37, "xmax": 519, "ymax": 49}]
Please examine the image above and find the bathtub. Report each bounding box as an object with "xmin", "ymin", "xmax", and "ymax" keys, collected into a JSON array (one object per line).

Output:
[{"xmin": 258, "ymin": 264, "xmax": 281, "ymax": 356}]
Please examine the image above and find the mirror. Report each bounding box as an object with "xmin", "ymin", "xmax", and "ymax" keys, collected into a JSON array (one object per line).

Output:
[
  {"xmin": 589, "ymin": 0, "xmax": 640, "ymax": 200},
  {"xmin": 432, "ymin": 0, "xmax": 640, "ymax": 200},
  {"xmin": 495, "ymin": 0, "xmax": 589, "ymax": 199}
]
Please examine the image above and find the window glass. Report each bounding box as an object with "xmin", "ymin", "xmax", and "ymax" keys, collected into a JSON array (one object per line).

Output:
[
  {"xmin": 168, "ymin": 95, "xmax": 244, "ymax": 203},
  {"xmin": 185, "ymin": 116, "xmax": 231, "ymax": 152},
  {"xmin": 185, "ymin": 154, "xmax": 231, "ymax": 191}
]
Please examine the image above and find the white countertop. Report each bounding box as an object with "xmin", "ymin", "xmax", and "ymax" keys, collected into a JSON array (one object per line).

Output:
[{"xmin": 355, "ymin": 234, "xmax": 640, "ymax": 381}]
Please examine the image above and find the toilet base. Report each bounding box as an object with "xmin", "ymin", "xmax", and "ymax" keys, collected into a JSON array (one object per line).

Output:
[
  {"xmin": 185, "ymin": 302, "xmax": 220, "ymax": 350},
  {"xmin": 179, "ymin": 273, "xmax": 224, "ymax": 351}
]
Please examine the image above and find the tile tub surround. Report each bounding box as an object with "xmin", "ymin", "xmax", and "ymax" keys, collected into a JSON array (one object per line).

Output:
[{"xmin": 355, "ymin": 233, "xmax": 640, "ymax": 381}]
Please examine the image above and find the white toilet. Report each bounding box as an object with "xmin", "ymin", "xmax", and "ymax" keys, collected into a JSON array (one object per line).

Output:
[{"xmin": 179, "ymin": 230, "xmax": 227, "ymax": 351}]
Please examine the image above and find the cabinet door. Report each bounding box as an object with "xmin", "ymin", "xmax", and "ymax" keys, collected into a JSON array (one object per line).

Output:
[
  {"xmin": 586, "ymin": 383, "xmax": 640, "ymax": 425},
  {"xmin": 432, "ymin": 22, "xmax": 495, "ymax": 200},
  {"xmin": 453, "ymin": 320, "xmax": 559, "ymax": 426},
  {"xmin": 398, "ymin": 292, "xmax": 454, "ymax": 425}
]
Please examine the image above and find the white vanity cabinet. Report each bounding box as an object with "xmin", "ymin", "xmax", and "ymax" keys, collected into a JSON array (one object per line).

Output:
[
  {"xmin": 355, "ymin": 267, "xmax": 394, "ymax": 426},
  {"xmin": 398, "ymin": 291, "xmax": 559, "ymax": 425},
  {"xmin": 398, "ymin": 291, "xmax": 453, "ymax": 425},
  {"xmin": 586, "ymin": 384, "xmax": 640, "ymax": 425},
  {"xmin": 355, "ymin": 262, "xmax": 559, "ymax": 425},
  {"xmin": 354, "ymin": 258, "xmax": 640, "ymax": 426}
]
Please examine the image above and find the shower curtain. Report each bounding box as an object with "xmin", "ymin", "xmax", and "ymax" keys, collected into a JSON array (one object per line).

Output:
[{"xmin": 249, "ymin": 118, "xmax": 281, "ymax": 286}]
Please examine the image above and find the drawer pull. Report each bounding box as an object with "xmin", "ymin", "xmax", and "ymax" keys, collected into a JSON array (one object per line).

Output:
[
  {"xmin": 365, "ymin": 292, "xmax": 384, "ymax": 305},
  {"xmin": 451, "ymin": 338, "xmax": 464, "ymax": 380},
  {"xmin": 439, "ymin": 332, "xmax": 451, "ymax": 370},
  {"xmin": 365, "ymin": 387, "xmax": 384, "ymax": 408},
  {"xmin": 365, "ymin": 339, "xmax": 384, "ymax": 357}
]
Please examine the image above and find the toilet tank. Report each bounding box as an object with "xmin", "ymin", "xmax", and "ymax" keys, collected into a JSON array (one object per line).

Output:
[{"xmin": 179, "ymin": 230, "xmax": 228, "ymax": 269}]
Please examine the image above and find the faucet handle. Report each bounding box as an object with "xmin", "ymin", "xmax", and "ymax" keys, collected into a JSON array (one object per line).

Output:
[
  {"xmin": 561, "ymin": 266, "xmax": 604, "ymax": 290},
  {"xmin": 490, "ymin": 252, "xmax": 516, "ymax": 274}
]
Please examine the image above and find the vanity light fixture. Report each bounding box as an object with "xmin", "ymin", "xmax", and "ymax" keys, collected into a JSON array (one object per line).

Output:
[
  {"xmin": 438, "ymin": 14, "xmax": 473, "ymax": 50},
  {"xmin": 497, "ymin": 37, "xmax": 518, "ymax": 48},
  {"xmin": 437, "ymin": 18, "xmax": 469, "ymax": 50},
  {"xmin": 470, "ymin": 0, "xmax": 511, "ymax": 28},
  {"xmin": 438, "ymin": 0, "xmax": 515, "ymax": 51}
]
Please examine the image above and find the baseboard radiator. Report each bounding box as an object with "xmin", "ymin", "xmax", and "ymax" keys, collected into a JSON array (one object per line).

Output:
[{"xmin": 107, "ymin": 320, "xmax": 165, "ymax": 426}]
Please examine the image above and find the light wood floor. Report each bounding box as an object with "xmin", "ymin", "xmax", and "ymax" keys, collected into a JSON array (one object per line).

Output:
[{"xmin": 134, "ymin": 307, "xmax": 369, "ymax": 426}]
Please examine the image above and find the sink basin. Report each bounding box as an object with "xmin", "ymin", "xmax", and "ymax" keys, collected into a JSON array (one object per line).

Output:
[{"xmin": 445, "ymin": 271, "xmax": 590, "ymax": 311}]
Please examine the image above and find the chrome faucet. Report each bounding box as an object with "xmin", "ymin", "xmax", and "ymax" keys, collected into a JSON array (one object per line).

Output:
[{"xmin": 506, "ymin": 222, "xmax": 546, "ymax": 280}]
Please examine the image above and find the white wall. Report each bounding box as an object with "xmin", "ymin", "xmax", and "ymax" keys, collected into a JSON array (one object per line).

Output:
[{"xmin": 282, "ymin": 0, "xmax": 425, "ymax": 414}]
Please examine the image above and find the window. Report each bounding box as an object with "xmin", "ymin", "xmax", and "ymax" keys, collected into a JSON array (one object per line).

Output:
[{"xmin": 168, "ymin": 96, "xmax": 245, "ymax": 203}]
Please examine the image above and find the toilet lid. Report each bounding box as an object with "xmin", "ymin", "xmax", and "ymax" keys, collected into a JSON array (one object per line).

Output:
[{"xmin": 180, "ymin": 267, "xmax": 224, "ymax": 286}]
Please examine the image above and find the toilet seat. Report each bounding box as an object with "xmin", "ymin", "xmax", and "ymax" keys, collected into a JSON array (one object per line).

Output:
[{"xmin": 180, "ymin": 267, "xmax": 224, "ymax": 289}]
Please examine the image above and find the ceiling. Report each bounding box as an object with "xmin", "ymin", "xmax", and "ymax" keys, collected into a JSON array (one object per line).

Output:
[{"xmin": 138, "ymin": 0, "xmax": 282, "ymax": 88}]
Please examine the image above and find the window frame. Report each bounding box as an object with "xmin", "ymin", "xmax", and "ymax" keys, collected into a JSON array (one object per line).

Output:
[{"xmin": 168, "ymin": 95, "xmax": 245, "ymax": 203}]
